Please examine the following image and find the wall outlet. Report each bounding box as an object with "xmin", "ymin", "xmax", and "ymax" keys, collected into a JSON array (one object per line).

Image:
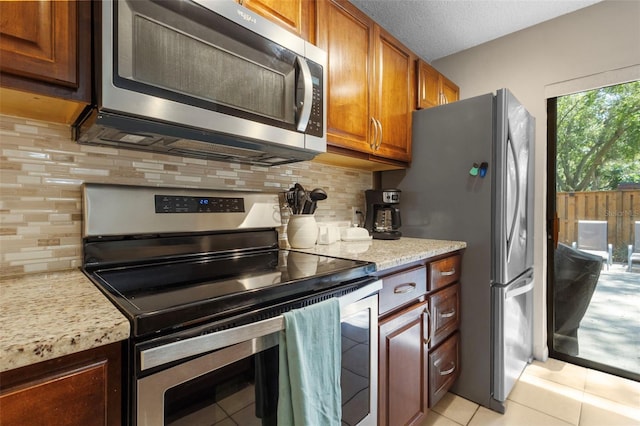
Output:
[{"xmin": 351, "ymin": 206, "xmax": 362, "ymax": 227}]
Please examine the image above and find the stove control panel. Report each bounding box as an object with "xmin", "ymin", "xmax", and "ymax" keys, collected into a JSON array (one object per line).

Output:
[{"xmin": 155, "ymin": 195, "xmax": 245, "ymax": 213}]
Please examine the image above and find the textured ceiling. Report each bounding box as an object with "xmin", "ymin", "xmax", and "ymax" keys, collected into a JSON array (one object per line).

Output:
[{"xmin": 349, "ymin": 0, "xmax": 602, "ymax": 62}]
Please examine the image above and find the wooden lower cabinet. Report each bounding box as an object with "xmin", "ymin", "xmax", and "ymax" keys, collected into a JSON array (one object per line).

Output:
[
  {"xmin": 378, "ymin": 252, "xmax": 463, "ymax": 424},
  {"xmin": 379, "ymin": 300, "xmax": 429, "ymax": 426},
  {"xmin": 0, "ymin": 343, "xmax": 122, "ymax": 426},
  {"xmin": 429, "ymin": 333, "xmax": 460, "ymax": 406},
  {"xmin": 429, "ymin": 283, "xmax": 460, "ymax": 349}
]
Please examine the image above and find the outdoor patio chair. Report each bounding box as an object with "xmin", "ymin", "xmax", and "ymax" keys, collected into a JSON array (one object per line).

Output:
[
  {"xmin": 628, "ymin": 221, "xmax": 640, "ymax": 272},
  {"xmin": 572, "ymin": 220, "xmax": 612, "ymax": 270},
  {"xmin": 554, "ymin": 243, "xmax": 601, "ymax": 355}
]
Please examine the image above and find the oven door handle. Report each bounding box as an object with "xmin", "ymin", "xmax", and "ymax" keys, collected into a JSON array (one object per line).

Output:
[{"xmin": 139, "ymin": 279, "xmax": 382, "ymax": 371}]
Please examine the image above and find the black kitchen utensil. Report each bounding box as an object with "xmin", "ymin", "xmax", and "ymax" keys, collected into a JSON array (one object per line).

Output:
[
  {"xmin": 293, "ymin": 183, "xmax": 307, "ymax": 214},
  {"xmin": 309, "ymin": 188, "xmax": 327, "ymax": 214},
  {"xmin": 285, "ymin": 190, "xmax": 296, "ymax": 212}
]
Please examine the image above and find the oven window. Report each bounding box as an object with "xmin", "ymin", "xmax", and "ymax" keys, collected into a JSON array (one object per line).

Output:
[
  {"xmin": 341, "ymin": 309, "xmax": 372, "ymax": 426},
  {"xmin": 160, "ymin": 310, "xmax": 372, "ymax": 426},
  {"xmin": 165, "ymin": 345, "xmax": 279, "ymax": 426}
]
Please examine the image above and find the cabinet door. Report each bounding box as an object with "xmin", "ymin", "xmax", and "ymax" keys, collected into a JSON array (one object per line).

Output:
[
  {"xmin": 0, "ymin": 362, "xmax": 108, "ymax": 426},
  {"xmin": 373, "ymin": 28, "xmax": 414, "ymax": 162},
  {"xmin": 416, "ymin": 59, "xmax": 459, "ymax": 108},
  {"xmin": 440, "ymin": 75, "xmax": 459, "ymax": 105},
  {"xmin": 316, "ymin": 0, "xmax": 374, "ymax": 155},
  {"xmin": 0, "ymin": 1, "xmax": 77, "ymax": 87},
  {"xmin": 0, "ymin": 343, "xmax": 122, "ymax": 426},
  {"xmin": 241, "ymin": 0, "xmax": 314, "ymax": 41},
  {"xmin": 0, "ymin": 0, "xmax": 91, "ymax": 124},
  {"xmin": 379, "ymin": 301, "xmax": 429, "ymax": 426},
  {"xmin": 416, "ymin": 60, "xmax": 440, "ymax": 109}
]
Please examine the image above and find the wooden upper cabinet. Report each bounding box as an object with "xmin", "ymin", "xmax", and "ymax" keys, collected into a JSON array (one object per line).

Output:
[
  {"xmin": 240, "ymin": 0, "xmax": 315, "ymax": 42},
  {"xmin": 316, "ymin": 0, "xmax": 414, "ymax": 165},
  {"xmin": 416, "ymin": 60, "xmax": 441, "ymax": 109},
  {"xmin": 316, "ymin": 0, "xmax": 374, "ymax": 154},
  {"xmin": 416, "ymin": 59, "xmax": 459, "ymax": 109},
  {"xmin": 0, "ymin": 1, "xmax": 77, "ymax": 87},
  {"xmin": 374, "ymin": 28, "xmax": 415, "ymax": 162},
  {"xmin": 0, "ymin": 0, "xmax": 91, "ymax": 124},
  {"xmin": 440, "ymin": 74, "xmax": 459, "ymax": 105}
]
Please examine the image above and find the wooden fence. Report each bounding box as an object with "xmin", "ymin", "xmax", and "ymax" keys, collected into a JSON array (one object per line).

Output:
[{"xmin": 556, "ymin": 190, "xmax": 640, "ymax": 261}]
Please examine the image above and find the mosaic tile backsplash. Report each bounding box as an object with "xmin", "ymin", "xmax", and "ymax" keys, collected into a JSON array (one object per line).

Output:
[{"xmin": 0, "ymin": 114, "xmax": 373, "ymax": 279}]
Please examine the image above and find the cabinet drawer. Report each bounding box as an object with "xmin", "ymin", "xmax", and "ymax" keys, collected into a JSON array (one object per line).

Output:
[
  {"xmin": 428, "ymin": 332, "xmax": 460, "ymax": 407},
  {"xmin": 379, "ymin": 266, "xmax": 427, "ymax": 315},
  {"xmin": 428, "ymin": 254, "xmax": 461, "ymax": 291},
  {"xmin": 429, "ymin": 283, "xmax": 460, "ymax": 348}
]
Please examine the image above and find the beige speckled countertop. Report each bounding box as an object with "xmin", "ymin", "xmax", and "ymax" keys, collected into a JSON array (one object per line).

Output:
[
  {"xmin": 291, "ymin": 237, "xmax": 466, "ymax": 272},
  {"xmin": 0, "ymin": 270, "xmax": 130, "ymax": 372},
  {"xmin": 0, "ymin": 237, "xmax": 463, "ymax": 373}
]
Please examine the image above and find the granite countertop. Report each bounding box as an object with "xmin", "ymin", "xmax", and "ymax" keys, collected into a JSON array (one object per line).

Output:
[
  {"xmin": 0, "ymin": 270, "xmax": 130, "ymax": 373},
  {"xmin": 0, "ymin": 237, "xmax": 464, "ymax": 373},
  {"xmin": 292, "ymin": 237, "xmax": 466, "ymax": 271}
]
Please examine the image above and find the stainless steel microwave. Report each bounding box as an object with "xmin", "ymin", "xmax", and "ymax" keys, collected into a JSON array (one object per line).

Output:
[{"xmin": 74, "ymin": 0, "xmax": 327, "ymax": 166}]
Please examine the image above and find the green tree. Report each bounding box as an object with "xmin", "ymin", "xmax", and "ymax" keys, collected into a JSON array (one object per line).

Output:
[{"xmin": 556, "ymin": 81, "xmax": 640, "ymax": 192}]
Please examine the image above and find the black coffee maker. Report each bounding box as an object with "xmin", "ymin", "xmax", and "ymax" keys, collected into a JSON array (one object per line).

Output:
[{"xmin": 364, "ymin": 189, "xmax": 402, "ymax": 240}]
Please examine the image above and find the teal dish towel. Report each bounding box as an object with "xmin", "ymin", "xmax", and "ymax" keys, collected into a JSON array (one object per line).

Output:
[{"xmin": 277, "ymin": 298, "xmax": 342, "ymax": 426}]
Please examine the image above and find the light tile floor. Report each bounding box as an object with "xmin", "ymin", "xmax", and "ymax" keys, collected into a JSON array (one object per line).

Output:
[{"xmin": 425, "ymin": 358, "xmax": 640, "ymax": 426}]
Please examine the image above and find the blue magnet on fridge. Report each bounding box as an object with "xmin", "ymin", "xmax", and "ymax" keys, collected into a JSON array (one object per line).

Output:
[
  {"xmin": 469, "ymin": 163, "xmax": 479, "ymax": 176},
  {"xmin": 479, "ymin": 162, "xmax": 489, "ymax": 178}
]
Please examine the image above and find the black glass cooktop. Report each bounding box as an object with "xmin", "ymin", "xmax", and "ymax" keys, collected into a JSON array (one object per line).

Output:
[{"xmin": 87, "ymin": 249, "xmax": 375, "ymax": 338}]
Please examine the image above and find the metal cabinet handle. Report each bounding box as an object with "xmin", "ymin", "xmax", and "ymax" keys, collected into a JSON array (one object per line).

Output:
[
  {"xmin": 441, "ymin": 268, "xmax": 456, "ymax": 276},
  {"xmin": 439, "ymin": 309, "xmax": 456, "ymax": 319},
  {"xmin": 439, "ymin": 362, "xmax": 456, "ymax": 376},
  {"xmin": 375, "ymin": 118, "xmax": 383, "ymax": 150},
  {"xmin": 370, "ymin": 117, "xmax": 378, "ymax": 150},
  {"xmin": 422, "ymin": 307, "xmax": 431, "ymax": 345},
  {"xmin": 393, "ymin": 283, "xmax": 417, "ymax": 294}
]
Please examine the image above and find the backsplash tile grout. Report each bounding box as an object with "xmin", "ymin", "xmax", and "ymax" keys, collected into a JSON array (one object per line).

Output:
[{"xmin": 0, "ymin": 113, "xmax": 373, "ymax": 278}]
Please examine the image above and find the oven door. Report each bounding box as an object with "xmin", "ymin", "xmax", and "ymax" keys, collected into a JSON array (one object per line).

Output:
[{"xmin": 136, "ymin": 284, "xmax": 380, "ymax": 426}]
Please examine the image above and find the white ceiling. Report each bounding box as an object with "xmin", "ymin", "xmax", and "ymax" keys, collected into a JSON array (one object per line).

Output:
[{"xmin": 349, "ymin": 0, "xmax": 602, "ymax": 62}]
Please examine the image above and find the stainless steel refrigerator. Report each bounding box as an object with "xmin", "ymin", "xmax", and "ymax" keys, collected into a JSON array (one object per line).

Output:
[{"xmin": 381, "ymin": 88, "xmax": 535, "ymax": 413}]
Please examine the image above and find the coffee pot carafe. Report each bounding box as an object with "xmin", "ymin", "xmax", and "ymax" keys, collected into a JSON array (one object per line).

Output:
[{"xmin": 364, "ymin": 189, "xmax": 402, "ymax": 240}]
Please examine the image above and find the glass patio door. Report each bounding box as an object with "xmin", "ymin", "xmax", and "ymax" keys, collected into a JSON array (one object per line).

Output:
[{"xmin": 547, "ymin": 82, "xmax": 640, "ymax": 382}]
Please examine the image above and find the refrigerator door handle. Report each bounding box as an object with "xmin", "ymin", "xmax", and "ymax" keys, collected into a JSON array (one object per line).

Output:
[
  {"xmin": 506, "ymin": 122, "xmax": 521, "ymax": 263},
  {"xmin": 505, "ymin": 280, "xmax": 534, "ymax": 299}
]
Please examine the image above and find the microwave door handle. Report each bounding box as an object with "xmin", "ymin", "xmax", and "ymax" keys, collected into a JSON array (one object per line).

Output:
[{"xmin": 295, "ymin": 56, "xmax": 313, "ymax": 132}]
